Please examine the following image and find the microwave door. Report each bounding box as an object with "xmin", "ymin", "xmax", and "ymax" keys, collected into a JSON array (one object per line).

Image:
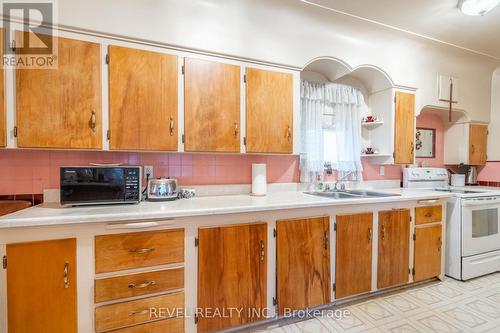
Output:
[
  {"xmin": 61, "ymin": 168, "xmax": 126, "ymax": 203},
  {"xmin": 462, "ymin": 198, "xmax": 500, "ymax": 257}
]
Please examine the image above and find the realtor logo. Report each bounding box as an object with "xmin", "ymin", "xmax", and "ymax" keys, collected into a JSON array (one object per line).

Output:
[{"xmin": 2, "ymin": 1, "xmax": 58, "ymax": 68}]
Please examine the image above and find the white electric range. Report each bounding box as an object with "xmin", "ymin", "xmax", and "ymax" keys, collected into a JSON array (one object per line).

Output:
[{"xmin": 404, "ymin": 168, "xmax": 500, "ymax": 280}]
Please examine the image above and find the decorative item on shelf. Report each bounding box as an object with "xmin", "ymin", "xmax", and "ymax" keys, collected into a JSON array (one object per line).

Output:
[
  {"xmin": 362, "ymin": 147, "xmax": 379, "ymax": 155},
  {"xmin": 362, "ymin": 115, "xmax": 379, "ymax": 123}
]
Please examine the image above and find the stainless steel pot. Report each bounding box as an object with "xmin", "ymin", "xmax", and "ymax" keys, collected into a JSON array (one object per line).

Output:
[{"xmin": 147, "ymin": 177, "xmax": 178, "ymax": 201}]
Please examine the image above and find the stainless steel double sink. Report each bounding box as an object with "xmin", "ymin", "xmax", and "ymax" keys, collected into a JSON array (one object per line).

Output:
[{"xmin": 305, "ymin": 189, "xmax": 401, "ymax": 199}]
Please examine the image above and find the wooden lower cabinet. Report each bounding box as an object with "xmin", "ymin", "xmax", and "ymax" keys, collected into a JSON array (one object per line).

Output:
[
  {"xmin": 377, "ymin": 210, "xmax": 411, "ymax": 289},
  {"xmin": 197, "ymin": 223, "xmax": 267, "ymax": 333},
  {"xmin": 95, "ymin": 292, "xmax": 183, "ymax": 332},
  {"xmin": 414, "ymin": 225, "xmax": 443, "ymax": 282},
  {"xmin": 6, "ymin": 238, "xmax": 77, "ymax": 333},
  {"xmin": 276, "ymin": 216, "xmax": 330, "ymax": 314},
  {"xmin": 335, "ymin": 213, "xmax": 373, "ymax": 299}
]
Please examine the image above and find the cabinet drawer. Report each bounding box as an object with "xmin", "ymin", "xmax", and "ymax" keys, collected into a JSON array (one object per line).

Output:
[
  {"xmin": 415, "ymin": 206, "xmax": 442, "ymax": 225},
  {"xmin": 95, "ymin": 229, "xmax": 184, "ymax": 273},
  {"xmin": 95, "ymin": 292, "xmax": 184, "ymax": 332},
  {"xmin": 108, "ymin": 318, "xmax": 184, "ymax": 333},
  {"xmin": 95, "ymin": 267, "xmax": 184, "ymax": 303}
]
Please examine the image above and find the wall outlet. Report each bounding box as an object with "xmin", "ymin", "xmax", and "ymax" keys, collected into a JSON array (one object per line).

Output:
[
  {"xmin": 143, "ymin": 165, "xmax": 154, "ymax": 179},
  {"xmin": 379, "ymin": 166, "xmax": 385, "ymax": 176}
]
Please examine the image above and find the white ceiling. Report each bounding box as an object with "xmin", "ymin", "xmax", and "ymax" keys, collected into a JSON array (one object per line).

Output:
[{"xmin": 302, "ymin": 0, "xmax": 500, "ymax": 59}]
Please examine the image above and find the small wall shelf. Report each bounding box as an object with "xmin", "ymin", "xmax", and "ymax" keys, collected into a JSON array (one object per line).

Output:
[
  {"xmin": 361, "ymin": 121, "xmax": 384, "ymax": 128},
  {"xmin": 361, "ymin": 153, "xmax": 392, "ymax": 158}
]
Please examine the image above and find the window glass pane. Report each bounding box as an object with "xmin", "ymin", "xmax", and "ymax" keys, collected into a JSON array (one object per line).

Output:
[
  {"xmin": 323, "ymin": 130, "xmax": 337, "ymax": 164},
  {"xmin": 472, "ymin": 209, "xmax": 499, "ymax": 238}
]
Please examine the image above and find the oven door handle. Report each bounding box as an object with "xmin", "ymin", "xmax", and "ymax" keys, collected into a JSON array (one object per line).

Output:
[{"xmin": 462, "ymin": 198, "xmax": 500, "ymax": 206}]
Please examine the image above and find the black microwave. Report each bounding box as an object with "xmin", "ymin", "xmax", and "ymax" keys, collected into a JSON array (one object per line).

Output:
[{"xmin": 60, "ymin": 166, "xmax": 142, "ymax": 206}]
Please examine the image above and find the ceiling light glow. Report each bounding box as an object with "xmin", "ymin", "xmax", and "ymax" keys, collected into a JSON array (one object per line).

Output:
[{"xmin": 459, "ymin": 0, "xmax": 500, "ymax": 16}]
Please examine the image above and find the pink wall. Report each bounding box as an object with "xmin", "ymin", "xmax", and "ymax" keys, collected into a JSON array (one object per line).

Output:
[
  {"xmin": 415, "ymin": 112, "xmax": 445, "ymax": 168},
  {"xmin": 478, "ymin": 162, "xmax": 500, "ymax": 184},
  {"xmin": 0, "ymin": 150, "xmax": 300, "ymax": 195}
]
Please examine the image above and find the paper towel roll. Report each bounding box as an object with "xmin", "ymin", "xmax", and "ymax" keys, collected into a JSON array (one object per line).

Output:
[{"xmin": 252, "ymin": 163, "xmax": 267, "ymax": 196}]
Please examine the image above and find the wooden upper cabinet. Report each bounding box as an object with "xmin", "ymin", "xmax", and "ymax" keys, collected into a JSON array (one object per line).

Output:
[
  {"xmin": 335, "ymin": 213, "xmax": 373, "ymax": 299},
  {"xmin": 377, "ymin": 209, "xmax": 410, "ymax": 289},
  {"xmin": 108, "ymin": 45, "xmax": 178, "ymax": 151},
  {"xmin": 198, "ymin": 223, "xmax": 267, "ymax": 332},
  {"xmin": 469, "ymin": 124, "xmax": 488, "ymax": 165},
  {"xmin": 414, "ymin": 225, "xmax": 442, "ymax": 282},
  {"xmin": 394, "ymin": 92, "xmax": 415, "ymax": 164},
  {"xmin": 7, "ymin": 238, "xmax": 77, "ymax": 333},
  {"xmin": 16, "ymin": 33, "xmax": 102, "ymax": 148},
  {"xmin": 246, "ymin": 68, "xmax": 293, "ymax": 153},
  {"xmin": 276, "ymin": 216, "xmax": 330, "ymax": 314},
  {"xmin": 1, "ymin": 28, "xmax": 5, "ymax": 147},
  {"xmin": 184, "ymin": 58, "xmax": 240, "ymax": 152}
]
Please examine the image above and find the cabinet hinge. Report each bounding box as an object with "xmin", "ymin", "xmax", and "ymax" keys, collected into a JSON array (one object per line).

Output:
[
  {"xmin": 194, "ymin": 237, "xmax": 199, "ymax": 247},
  {"xmin": 273, "ymin": 228, "xmax": 277, "ymax": 238},
  {"xmin": 394, "ymin": 95, "xmax": 397, "ymax": 103},
  {"xmin": 11, "ymin": 40, "xmax": 16, "ymax": 52},
  {"xmin": 182, "ymin": 134, "xmax": 185, "ymax": 144},
  {"xmin": 393, "ymin": 152, "xmax": 395, "ymax": 159},
  {"xmin": 243, "ymin": 74, "xmax": 247, "ymax": 83},
  {"xmin": 332, "ymin": 283, "xmax": 336, "ymax": 292},
  {"xmin": 334, "ymin": 223, "xmax": 337, "ymax": 231},
  {"xmin": 243, "ymin": 137, "xmax": 247, "ymax": 146},
  {"xmin": 410, "ymin": 216, "xmax": 412, "ymax": 222},
  {"xmin": 13, "ymin": 126, "xmax": 18, "ymax": 138},
  {"xmin": 105, "ymin": 54, "xmax": 109, "ymax": 64},
  {"xmin": 106, "ymin": 130, "xmax": 110, "ymax": 140},
  {"xmin": 413, "ymin": 233, "xmax": 416, "ymax": 241},
  {"xmin": 194, "ymin": 313, "xmax": 198, "ymax": 324},
  {"xmin": 412, "ymin": 268, "xmax": 415, "ymax": 276},
  {"xmin": 272, "ymin": 297, "xmax": 278, "ymax": 306},
  {"xmin": 182, "ymin": 65, "xmax": 185, "ymax": 75},
  {"xmin": 2, "ymin": 256, "xmax": 7, "ymax": 269}
]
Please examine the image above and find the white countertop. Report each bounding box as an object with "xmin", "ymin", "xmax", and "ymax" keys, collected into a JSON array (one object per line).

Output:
[{"xmin": 0, "ymin": 188, "xmax": 453, "ymax": 229}]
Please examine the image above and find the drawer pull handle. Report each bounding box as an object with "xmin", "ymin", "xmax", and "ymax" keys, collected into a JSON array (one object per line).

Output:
[
  {"xmin": 425, "ymin": 212, "xmax": 433, "ymax": 218},
  {"xmin": 129, "ymin": 309, "xmax": 150, "ymax": 316},
  {"xmin": 128, "ymin": 280, "xmax": 157, "ymax": 289},
  {"xmin": 128, "ymin": 247, "xmax": 155, "ymax": 254}
]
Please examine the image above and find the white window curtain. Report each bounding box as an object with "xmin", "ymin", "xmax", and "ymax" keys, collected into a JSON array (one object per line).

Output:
[{"xmin": 300, "ymin": 80, "xmax": 364, "ymax": 182}]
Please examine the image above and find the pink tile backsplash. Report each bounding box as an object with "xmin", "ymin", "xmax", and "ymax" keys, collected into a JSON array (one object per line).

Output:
[
  {"xmin": 0, "ymin": 150, "xmax": 302, "ymax": 195},
  {"xmin": 1, "ymin": 146, "xmax": 414, "ymax": 195},
  {"xmin": 478, "ymin": 162, "xmax": 500, "ymax": 183}
]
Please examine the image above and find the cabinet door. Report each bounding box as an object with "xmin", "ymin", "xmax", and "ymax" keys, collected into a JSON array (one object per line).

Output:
[
  {"xmin": 469, "ymin": 124, "xmax": 488, "ymax": 166},
  {"xmin": 7, "ymin": 239, "xmax": 77, "ymax": 333},
  {"xmin": 276, "ymin": 216, "xmax": 330, "ymax": 314},
  {"xmin": 246, "ymin": 68, "xmax": 293, "ymax": 153},
  {"xmin": 414, "ymin": 225, "xmax": 442, "ymax": 282},
  {"xmin": 109, "ymin": 45, "xmax": 178, "ymax": 151},
  {"xmin": 378, "ymin": 210, "xmax": 410, "ymax": 289},
  {"xmin": 394, "ymin": 92, "xmax": 415, "ymax": 164},
  {"xmin": 0, "ymin": 28, "xmax": 5, "ymax": 147},
  {"xmin": 184, "ymin": 58, "xmax": 240, "ymax": 152},
  {"xmin": 198, "ymin": 223, "xmax": 266, "ymax": 332},
  {"xmin": 335, "ymin": 213, "xmax": 373, "ymax": 299},
  {"xmin": 16, "ymin": 34, "xmax": 101, "ymax": 148}
]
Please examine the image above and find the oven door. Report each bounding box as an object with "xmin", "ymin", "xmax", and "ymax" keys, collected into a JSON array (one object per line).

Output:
[{"xmin": 462, "ymin": 197, "xmax": 500, "ymax": 257}]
